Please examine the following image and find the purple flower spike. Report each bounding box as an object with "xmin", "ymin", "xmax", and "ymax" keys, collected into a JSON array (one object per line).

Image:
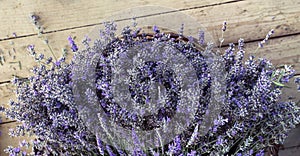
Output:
[
  {"xmin": 198, "ymin": 30, "xmax": 205, "ymax": 45},
  {"xmin": 27, "ymin": 44, "xmax": 35, "ymax": 52},
  {"xmin": 13, "ymin": 147, "xmax": 20, "ymax": 153},
  {"xmin": 153, "ymin": 25, "xmax": 160, "ymax": 33},
  {"xmin": 68, "ymin": 36, "xmax": 78, "ymax": 52},
  {"xmin": 187, "ymin": 150, "xmax": 197, "ymax": 156},
  {"xmin": 12, "ymin": 32, "xmax": 17, "ymax": 37},
  {"xmin": 295, "ymin": 77, "xmax": 300, "ymax": 84},
  {"xmin": 222, "ymin": 21, "xmax": 227, "ymax": 31},
  {"xmin": 255, "ymin": 150, "xmax": 264, "ymax": 156}
]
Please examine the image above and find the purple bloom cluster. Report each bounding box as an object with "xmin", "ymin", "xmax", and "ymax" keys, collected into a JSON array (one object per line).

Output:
[
  {"xmin": 198, "ymin": 30, "xmax": 205, "ymax": 45},
  {"xmin": 258, "ymin": 29, "xmax": 274, "ymax": 48},
  {"xmin": 222, "ymin": 21, "xmax": 227, "ymax": 32},
  {"xmin": 295, "ymin": 77, "xmax": 300, "ymax": 91},
  {"xmin": 5, "ymin": 58, "xmax": 101, "ymax": 155},
  {"xmin": 68, "ymin": 36, "xmax": 78, "ymax": 52},
  {"xmin": 4, "ymin": 21, "xmax": 300, "ymax": 156}
]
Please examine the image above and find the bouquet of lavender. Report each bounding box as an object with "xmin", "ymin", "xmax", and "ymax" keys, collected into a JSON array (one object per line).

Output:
[{"xmin": 3, "ymin": 18, "xmax": 300, "ymax": 156}]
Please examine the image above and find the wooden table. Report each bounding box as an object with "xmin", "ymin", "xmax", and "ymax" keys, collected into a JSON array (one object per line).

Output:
[{"xmin": 0, "ymin": 0, "xmax": 299, "ymax": 155}]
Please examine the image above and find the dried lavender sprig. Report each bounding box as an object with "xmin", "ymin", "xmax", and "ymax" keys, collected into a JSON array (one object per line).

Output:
[
  {"xmin": 219, "ymin": 21, "xmax": 227, "ymax": 47},
  {"xmin": 29, "ymin": 13, "xmax": 58, "ymax": 61},
  {"xmin": 198, "ymin": 30, "xmax": 205, "ymax": 45},
  {"xmin": 179, "ymin": 23, "xmax": 184, "ymax": 38},
  {"xmin": 44, "ymin": 38, "xmax": 58, "ymax": 61},
  {"xmin": 295, "ymin": 77, "xmax": 300, "ymax": 91},
  {"xmin": 68, "ymin": 36, "xmax": 78, "ymax": 52},
  {"xmin": 186, "ymin": 124, "xmax": 199, "ymax": 147},
  {"xmin": 96, "ymin": 134, "xmax": 105, "ymax": 155},
  {"xmin": 27, "ymin": 44, "xmax": 36, "ymax": 56},
  {"xmin": 238, "ymin": 38, "xmax": 244, "ymax": 51},
  {"xmin": 222, "ymin": 21, "xmax": 227, "ymax": 32},
  {"xmin": 255, "ymin": 29, "xmax": 275, "ymax": 52},
  {"xmin": 153, "ymin": 25, "xmax": 160, "ymax": 34}
]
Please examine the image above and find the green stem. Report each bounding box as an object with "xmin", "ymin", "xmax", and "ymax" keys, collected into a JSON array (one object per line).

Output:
[
  {"xmin": 46, "ymin": 43, "xmax": 57, "ymax": 61},
  {"xmin": 232, "ymin": 126, "xmax": 255, "ymax": 155},
  {"xmin": 219, "ymin": 31, "xmax": 224, "ymax": 48},
  {"xmin": 254, "ymin": 46, "xmax": 260, "ymax": 53}
]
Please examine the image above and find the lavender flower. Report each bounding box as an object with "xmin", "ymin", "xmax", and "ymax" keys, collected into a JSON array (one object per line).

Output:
[
  {"xmin": 13, "ymin": 147, "xmax": 20, "ymax": 153},
  {"xmin": 295, "ymin": 77, "xmax": 300, "ymax": 91},
  {"xmin": 179, "ymin": 23, "xmax": 184, "ymax": 37},
  {"xmin": 45, "ymin": 56, "xmax": 53, "ymax": 64},
  {"xmin": 153, "ymin": 25, "xmax": 160, "ymax": 33},
  {"xmin": 255, "ymin": 149, "xmax": 264, "ymax": 156},
  {"xmin": 106, "ymin": 145, "xmax": 116, "ymax": 156},
  {"xmin": 68, "ymin": 36, "xmax": 78, "ymax": 52},
  {"xmin": 216, "ymin": 136, "xmax": 224, "ymax": 146},
  {"xmin": 12, "ymin": 32, "xmax": 17, "ymax": 37},
  {"xmin": 5, "ymin": 60, "xmax": 100, "ymax": 155},
  {"xmin": 27, "ymin": 44, "xmax": 36, "ymax": 56},
  {"xmin": 38, "ymin": 53, "xmax": 44, "ymax": 60},
  {"xmin": 258, "ymin": 29, "xmax": 274, "ymax": 48},
  {"xmin": 238, "ymin": 38, "xmax": 244, "ymax": 51},
  {"xmin": 222, "ymin": 21, "xmax": 227, "ymax": 32},
  {"xmin": 187, "ymin": 150, "xmax": 197, "ymax": 156},
  {"xmin": 168, "ymin": 135, "xmax": 182, "ymax": 155},
  {"xmin": 198, "ymin": 30, "xmax": 205, "ymax": 45}
]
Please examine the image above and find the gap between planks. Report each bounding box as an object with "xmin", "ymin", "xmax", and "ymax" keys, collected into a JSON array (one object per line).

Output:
[
  {"xmin": 0, "ymin": 0, "xmax": 244, "ymax": 42},
  {"xmin": 1, "ymin": 0, "xmax": 300, "ymax": 45},
  {"xmin": 0, "ymin": 0, "xmax": 240, "ymax": 41}
]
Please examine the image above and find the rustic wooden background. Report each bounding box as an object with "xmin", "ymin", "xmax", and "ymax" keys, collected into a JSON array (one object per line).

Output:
[{"xmin": 0, "ymin": 0, "xmax": 300, "ymax": 155}]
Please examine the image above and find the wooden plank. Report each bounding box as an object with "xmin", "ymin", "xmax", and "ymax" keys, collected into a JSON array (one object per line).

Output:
[
  {"xmin": 0, "ymin": 83, "xmax": 16, "ymax": 123},
  {"xmin": 0, "ymin": 122, "xmax": 33, "ymax": 155},
  {"xmin": 0, "ymin": 26, "xmax": 84, "ymax": 82},
  {"xmin": 281, "ymin": 124, "xmax": 300, "ymax": 151},
  {"xmin": 0, "ymin": 0, "xmax": 299, "ymax": 44},
  {"xmin": 0, "ymin": 0, "xmax": 232, "ymax": 40},
  {"xmin": 0, "ymin": 27, "xmax": 87, "ymax": 123},
  {"xmin": 243, "ymin": 34, "xmax": 300, "ymax": 74},
  {"xmin": 184, "ymin": 0, "xmax": 300, "ymax": 44},
  {"xmin": 279, "ymin": 144, "xmax": 300, "ymax": 156}
]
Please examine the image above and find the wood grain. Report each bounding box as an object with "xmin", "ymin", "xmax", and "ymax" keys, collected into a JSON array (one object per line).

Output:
[
  {"xmin": 0, "ymin": 27, "xmax": 85, "ymax": 82},
  {"xmin": 185, "ymin": 0, "xmax": 300, "ymax": 43},
  {"xmin": 0, "ymin": 0, "xmax": 299, "ymax": 82},
  {"xmin": 0, "ymin": 0, "xmax": 232, "ymax": 40},
  {"xmin": 243, "ymin": 34, "xmax": 300, "ymax": 71}
]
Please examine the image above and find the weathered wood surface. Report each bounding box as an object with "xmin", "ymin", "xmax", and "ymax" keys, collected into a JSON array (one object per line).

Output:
[
  {"xmin": 0, "ymin": 0, "xmax": 234, "ymax": 41},
  {"xmin": 0, "ymin": 0, "xmax": 299, "ymax": 155},
  {"xmin": 0, "ymin": 0, "xmax": 300, "ymax": 82}
]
